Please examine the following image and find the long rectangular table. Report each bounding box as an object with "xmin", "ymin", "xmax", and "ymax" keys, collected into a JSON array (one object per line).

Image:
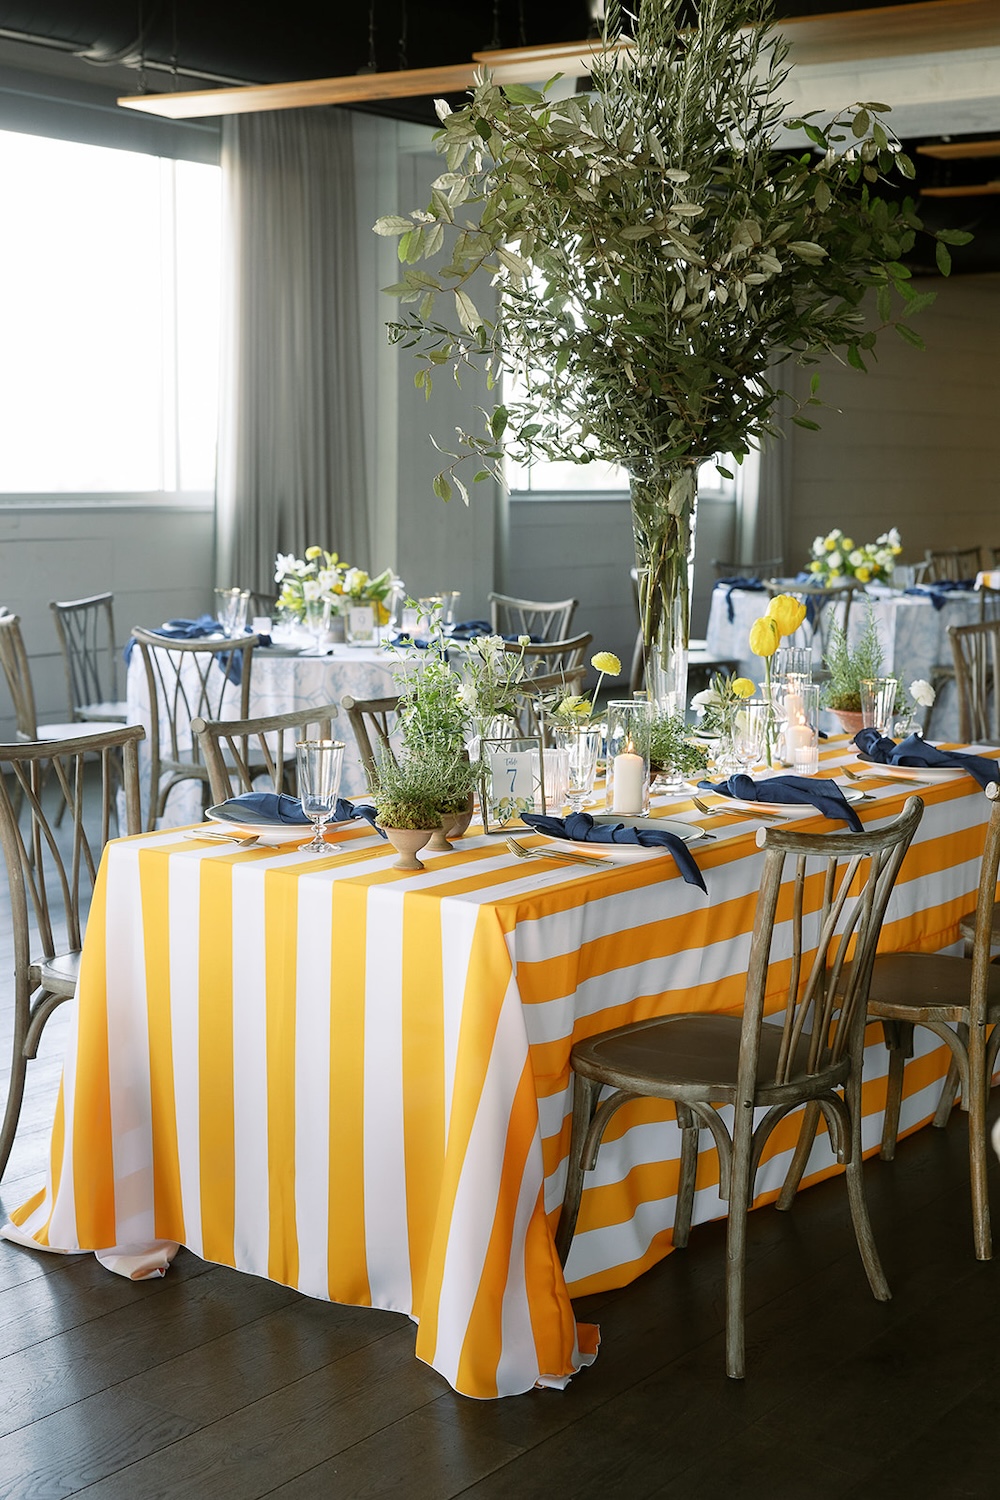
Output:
[{"xmin": 5, "ymin": 741, "xmax": 994, "ymax": 1397}]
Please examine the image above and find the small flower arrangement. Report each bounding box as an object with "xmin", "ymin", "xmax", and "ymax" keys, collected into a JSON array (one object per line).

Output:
[
  {"xmin": 274, "ymin": 546, "xmax": 401, "ymax": 623},
  {"xmin": 547, "ymin": 651, "xmax": 622, "ymax": 725},
  {"xmin": 691, "ymin": 671, "xmax": 757, "ymax": 738},
  {"xmin": 807, "ymin": 527, "xmax": 902, "ymax": 586},
  {"xmin": 748, "ymin": 594, "xmax": 809, "ymax": 763},
  {"xmin": 458, "ymin": 634, "xmax": 531, "ymax": 724}
]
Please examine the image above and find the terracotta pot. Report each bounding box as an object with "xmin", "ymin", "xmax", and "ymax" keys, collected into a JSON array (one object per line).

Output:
[
  {"xmin": 380, "ymin": 825, "xmax": 435, "ymax": 871},
  {"xmin": 831, "ymin": 710, "xmax": 864, "ymax": 738}
]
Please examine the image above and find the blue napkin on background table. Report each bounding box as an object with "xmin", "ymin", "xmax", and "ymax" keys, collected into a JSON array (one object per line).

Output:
[
  {"xmin": 445, "ymin": 620, "xmax": 493, "ymax": 640},
  {"xmin": 699, "ymin": 773, "xmax": 864, "ymax": 831},
  {"xmin": 853, "ymin": 729, "xmax": 999, "ymax": 789},
  {"xmin": 903, "ymin": 579, "xmax": 976, "ymax": 611},
  {"xmin": 714, "ymin": 577, "xmax": 766, "ymax": 624},
  {"xmin": 123, "ymin": 616, "xmax": 247, "ymax": 684},
  {"xmin": 519, "ymin": 811, "xmax": 707, "ymax": 892},
  {"xmin": 215, "ymin": 790, "xmax": 386, "ymax": 836}
]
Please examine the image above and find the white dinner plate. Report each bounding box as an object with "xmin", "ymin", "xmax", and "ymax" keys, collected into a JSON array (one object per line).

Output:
[
  {"xmin": 853, "ymin": 758, "xmax": 959, "ymax": 782},
  {"xmin": 556, "ymin": 814, "xmax": 709, "ymax": 859},
  {"xmin": 205, "ymin": 810, "xmax": 311, "ymax": 843},
  {"xmin": 710, "ymin": 786, "xmax": 866, "ymax": 816}
]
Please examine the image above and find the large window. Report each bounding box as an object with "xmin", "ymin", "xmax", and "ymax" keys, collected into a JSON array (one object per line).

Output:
[{"xmin": 0, "ymin": 129, "xmax": 220, "ymax": 494}]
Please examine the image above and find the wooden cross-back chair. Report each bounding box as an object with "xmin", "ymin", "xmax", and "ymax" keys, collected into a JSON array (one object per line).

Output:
[
  {"xmin": 0, "ymin": 724, "xmax": 144, "ymax": 1180},
  {"xmin": 924, "ymin": 545, "xmax": 983, "ymax": 582},
  {"xmin": 49, "ymin": 592, "xmax": 127, "ymax": 724},
  {"xmin": 860, "ymin": 783, "xmax": 1000, "ymax": 1260},
  {"xmin": 555, "ymin": 798, "xmax": 924, "ymax": 1379},
  {"xmin": 130, "ymin": 627, "xmax": 257, "ymax": 830},
  {"xmin": 341, "ymin": 694, "xmax": 402, "ymax": 789},
  {"xmin": 488, "ymin": 593, "xmax": 578, "ymax": 643},
  {"xmin": 0, "ymin": 612, "xmax": 97, "ymax": 745},
  {"xmin": 192, "ymin": 703, "xmax": 340, "ymax": 806},
  {"xmin": 500, "ymin": 633, "xmax": 593, "ymax": 679},
  {"xmin": 948, "ymin": 619, "xmax": 1000, "ymax": 743},
  {"xmin": 762, "ymin": 578, "xmax": 859, "ymax": 660}
]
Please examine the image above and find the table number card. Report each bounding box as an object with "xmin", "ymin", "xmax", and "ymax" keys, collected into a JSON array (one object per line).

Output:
[
  {"xmin": 345, "ymin": 603, "xmax": 378, "ymax": 645},
  {"xmin": 480, "ymin": 737, "xmax": 545, "ymax": 833}
]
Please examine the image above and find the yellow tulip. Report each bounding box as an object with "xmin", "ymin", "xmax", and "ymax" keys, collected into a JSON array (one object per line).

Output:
[
  {"xmin": 732, "ymin": 677, "xmax": 756, "ymax": 699},
  {"xmin": 749, "ymin": 615, "xmax": 780, "ymax": 658},
  {"xmin": 766, "ymin": 593, "xmax": 808, "ymax": 637}
]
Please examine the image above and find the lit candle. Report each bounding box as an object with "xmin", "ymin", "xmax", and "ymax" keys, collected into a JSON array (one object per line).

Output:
[{"xmin": 612, "ymin": 744, "xmax": 645, "ymax": 814}]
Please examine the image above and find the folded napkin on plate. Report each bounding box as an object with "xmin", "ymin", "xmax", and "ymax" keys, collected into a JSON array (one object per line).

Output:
[
  {"xmin": 854, "ymin": 729, "xmax": 999, "ymax": 789},
  {"xmin": 903, "ymin": 579, "xmax": 976, "ymax": 611},
  {"xmin": 216, "ymin": 790, "xmax": 386, "ymax": 836},
  {"xmin": 714, "ymin": 576, "xmax": 767, "ymax": 623},
  {"xmin": 699, "ymin": 773, "xmax": 864, "ymax": 831},
  {"xmin": 123, "ymin": 615, "xmax": 247, "ymax": 684},
  {"xmin": 446, "ymin": 620, "xmax": 493, "ymax": 640},
  {"xmin": 519, "ymin": 811, "xmax": 706, "ymax": 892}
]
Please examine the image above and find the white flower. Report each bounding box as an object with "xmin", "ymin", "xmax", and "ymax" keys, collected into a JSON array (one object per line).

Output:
[
  {"xmin": 849, "ymin": 549, "xmax": 864, "ymax": 567},
  {"xmin": 473, "ymin": 633, "xmax": 505, "ymax": 659},
  {"xmin": 827, "ymin": 551, "xmax": 842, "ymax": 571},
  {"xmin": 434, "ymin": 98, "xmax": 452, "ymax": 122},
  {"xmin": 302, "ymin": 578, "xmax": 322, "ymax": 602},
  {"xmin": 909, "ymin": 678, "xmax": 936, "ymax": 708},
  {"xmin": 457, "ymin": 681, "xmax": 477, "ymax": 707},
  {"xmin": 812, "ymin": 535, "xmax": 825, "ymax": 554},
  {"xmin": 274, "ymin": 552, "xmax": 300, "ymax": 582},
  {"xmin": 343, "ymin": 567, "xmax": 368, "ymax": 595},
  {"xmin": 517, "ymin": 634, "xmax": 531, "ymax": 647},
  {"xmin": 691, "ymin": 687, "xmax": 721, "ymax": 711}
]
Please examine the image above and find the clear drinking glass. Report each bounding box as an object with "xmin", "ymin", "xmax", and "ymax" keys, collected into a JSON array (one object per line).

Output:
[
  {"xmin": 215, "ymin": 587, "xmax": 250, "ymax": 638},
  {"xmin": 296, "ymin": 739, "xmax": 345, "ymax": 852},
  {"xmin": 540, "ymin": 746, "xmax": 570, "ymax": 813},
  {"xmin": 303, "ymin": 597, "xmax": 331, "ymax": 653},
  {"xmin": 774, "ymin": 645, "xmax": 813, "ymax": 680},
  {"xmin": 860, "ymin": 677, "xmax": 897, "ymax": 735},
  {"xmin": 733, "ymin": 699, "xmax": 770, "ymax": 772},
  {"xmin": 556, "ymin": 725, "xmax": 603, "ymax": 812}
]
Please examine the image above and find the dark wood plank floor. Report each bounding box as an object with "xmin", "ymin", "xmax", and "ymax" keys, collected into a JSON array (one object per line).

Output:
[{"xmin": 1, "ymin": 813, "xmax": 999, "ymax": 1496}]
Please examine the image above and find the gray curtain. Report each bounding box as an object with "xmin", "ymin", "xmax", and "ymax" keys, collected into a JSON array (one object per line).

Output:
[
  {"xmin": 216, "ymin": 109, "xmax": 369, "ymax": 594},
  {"xmin": 735, "ymin": 434, "xmax": 789, "ymax": 571}
]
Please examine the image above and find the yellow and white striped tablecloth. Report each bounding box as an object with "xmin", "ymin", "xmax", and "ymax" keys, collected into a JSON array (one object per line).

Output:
[{"xmin": 6, "ymin": 741, "xmax": 996, "ymax": 1398}]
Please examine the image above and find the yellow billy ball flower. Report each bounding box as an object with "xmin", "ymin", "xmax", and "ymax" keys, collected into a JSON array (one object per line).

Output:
[
  {"xmin": 590, "ymin": 651, "xmax": 622, "ymax": 676},
  {"xmin": 749, "ymin": 615, "xmax": 780, "ymax": 658},
  {"xmin": 766, "ymin": 593, "xmax": 808, "ymax": 637},
  {"xmin": 732, "ymin": 677, "xmax": 756, "ymax": 698}
]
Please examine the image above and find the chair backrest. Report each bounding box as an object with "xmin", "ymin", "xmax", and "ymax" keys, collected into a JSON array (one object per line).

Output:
[
  {"xmin": 130, "ymin": 628, "xmax": 256, "ymax": 816},
  {"xmin": 488, "ymin": 593, "xmax": 578, "ymax": 642},
  {"xmin": 0, "ymin": 612, "xmax": 39, "ymax": 738},
  {"xmin": 248, "ymin": 591, "xmax": 280, "ymax": 619},
  {"xmin": 49, "ymin": 592, "xmax": 121, "ymax": 721},
  {"xmin": 948, "ymin": 619, "xmax": 1000, "ymax": 742},
  {"xmin": 711, "ymin": 558, "xmax": 783, "ymax": 580},
  {"xmin": 0, "ymin": 724, "xmax": 143, "ymax": 966},
  {"xmin": 341, "ymin": 694, "xmax": 402, "ymax": 789},
  {"xmin": 737, "ymin": 798, "xmax": 923, "ymax": 1099},
  {"xmin": 924, "ymin": 545, "xmax": 982, "ymax": 583},
  {"xmin": 191, "ymin": 703, "xmax": 340, "ymax": 805},
  {"xmin": 500, "ymin": 633, "xmax": 593, "ymax": 678},
  {"xmin": 763, "ymin": 579, "xmax": 858, "ymax": 657},
  {"xmin": 512, "ymin": 668, "xmax": 587, "ymax": 742}
]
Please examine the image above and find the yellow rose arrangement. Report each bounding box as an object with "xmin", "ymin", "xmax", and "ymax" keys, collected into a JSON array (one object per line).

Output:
[{"xmin": 808, "ymin": 527, "xmax": 902, "ymax": 585}]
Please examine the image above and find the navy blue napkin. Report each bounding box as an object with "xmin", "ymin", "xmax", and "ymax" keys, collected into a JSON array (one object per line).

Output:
[
  {"xmin": 714, "ymin": 577, "xmax": 766, "ymax": 623},
  {"xmin": 854, "ymin": 729, "xmax": 999, "ymax": 789},
  {"xmin": 447, "ymin": 620, "xmax": 493, "ymax": 640},
  {"xmin": 903, "ymin": 579, "xmax": 976, "ymax": 611},
  {"xmin": 699, "ymin": 773, "xmax": 864, "ymax": 831},
  {"xmin": 124, "ymin": 615, "xmax": 248, "ymax": 684},
  {"xmin": 215, "ymin": 790, "xmax": 386, "ymax": 836},
  {"xmin": 519, "ymin": 811, "xmax": 707, "ymax": 892}
]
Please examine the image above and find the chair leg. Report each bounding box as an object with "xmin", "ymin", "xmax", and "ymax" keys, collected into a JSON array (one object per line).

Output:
[
  {"xmin": 724, "ymin": 1124, "xmax": 753, "ymax": 1380},
  {"xmin": 932, "ymin": 1023, "xmax": 967, "ymax": 1128},
  {"xmin": 776, "ymin": 1100, "xmax": 821, "ymax": 1210},
  {"xmin": 554, "ymin": 1073, "xmax": 600, "ymax": 1267},
  {"xmin": 0, "ymin": 1036, "xmax": 29, "ymax": 1181},
  {"xmin": 673, "ymin": 1104, "xmax": 699, "ymax": 1248},
  {"xmin": 880, "ymin": 1020, "xmax": 912, "ymax": 1161},
  {"xmin": 967, "ymin": 1023, "xmax": 992, "ymax": 1261},
  {"xmin": 844, "ymin": 1063, "xmax": 891, "ymax": 1301}
]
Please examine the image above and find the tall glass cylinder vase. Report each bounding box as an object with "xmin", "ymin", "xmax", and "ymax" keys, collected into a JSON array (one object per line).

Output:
[{"xmin": 630, "ymin": 462, "xmax": 700, "ymax": 719}]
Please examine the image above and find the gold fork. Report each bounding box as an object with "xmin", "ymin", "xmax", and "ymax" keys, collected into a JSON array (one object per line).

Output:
[
  {"xmin": 185, "ymin": 830, "xmax": 261, "ymax": 847},
  {"xmin": 690, "ymin": 794, "xmax": 782, "ymax": 821},
  {"xmin": 842, "ymin": 765, "xmax": 934, "ymax": 788},
  {"xmin": 505, "ymin": 836, "xmax": 609, "ymax": 869}
]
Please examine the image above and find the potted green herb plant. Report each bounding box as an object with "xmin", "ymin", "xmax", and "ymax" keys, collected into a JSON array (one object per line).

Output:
[
  {"xmin": 822, "ymin": 608, "xmax": 895, "ymax": 733},
  {"xmin": 371, "ymin": 750, "xmax": 454, "ymax": 869},
  {"xmin": 375, "ymin": 0, "xmax": 966, "ymax": 717}
]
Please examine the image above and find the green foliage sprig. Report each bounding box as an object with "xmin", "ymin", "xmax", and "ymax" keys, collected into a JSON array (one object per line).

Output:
[{"xmin": 822, "ymin": 606, "xmax": 895, "ymax": 712}]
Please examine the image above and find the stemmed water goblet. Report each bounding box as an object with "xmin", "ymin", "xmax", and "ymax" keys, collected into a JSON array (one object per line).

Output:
[
  {"xmin": 556, "ymin": 726, "xmax": 603, "ymax": 812},
  {"xmin": 733, "ymin": 699, "xmax": 770, "ymax": 774},
  {"xmin": 296, "ymin": 740, "xmax": 345, "ymax": 852},
  {"xmin": 303, "ymin": 597, "xmax": 331, "ymax": 654}
]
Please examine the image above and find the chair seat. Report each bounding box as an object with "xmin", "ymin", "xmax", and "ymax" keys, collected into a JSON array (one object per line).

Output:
[
  {"xmin": 571, "ymin": 1013, "xmax": 839, "ymax": 1103},
  {"xmin": 868, "ymin": 951, "xmax": 1000, "ymax": 1025},
  {"xmin": 958, "ymin": 902, "xmax": 1000, "ymax": 949},
  {"xmin": 78, "ymin": 700, "xmax": 128, "ymax": 722},
  {"xmin": 31, "ymin": 949, "xmax": 81, "ymax": 998}
]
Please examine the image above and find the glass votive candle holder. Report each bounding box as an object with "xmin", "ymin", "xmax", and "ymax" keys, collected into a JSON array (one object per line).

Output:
[
  {"xmin": 605, "ymin": 699, "xmax": 652, "ymax": 815},
  {"xmin": 783, "ymin": 681, "xmax": 820, "ymax": 775},
  {"xmin": 774, "ymin": 645, "xmax": 813, "ymax": 680},
  {"xmin": 860, "ymin": 677, "xmax": 897, "ymax": 735}
]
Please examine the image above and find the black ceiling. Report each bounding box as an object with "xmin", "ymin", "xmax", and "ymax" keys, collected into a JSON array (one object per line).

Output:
[{"xmin": 0, "ymin": 2, "xmax": 927, "ymax": 119}]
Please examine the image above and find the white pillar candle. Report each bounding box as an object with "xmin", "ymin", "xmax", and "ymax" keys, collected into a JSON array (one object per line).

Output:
[
  {"xmin": 786, "ymin": 722, "xmax": 812, "ymax": 754},
  {"xmin": 612, "ymin": 751, "xmax": 645, "ymax": 814}
]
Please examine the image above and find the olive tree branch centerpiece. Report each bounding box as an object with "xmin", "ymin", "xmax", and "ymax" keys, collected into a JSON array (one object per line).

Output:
[{"xmin": 374, "ymin": 0, "xmax": 967, "ymax": 709}]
